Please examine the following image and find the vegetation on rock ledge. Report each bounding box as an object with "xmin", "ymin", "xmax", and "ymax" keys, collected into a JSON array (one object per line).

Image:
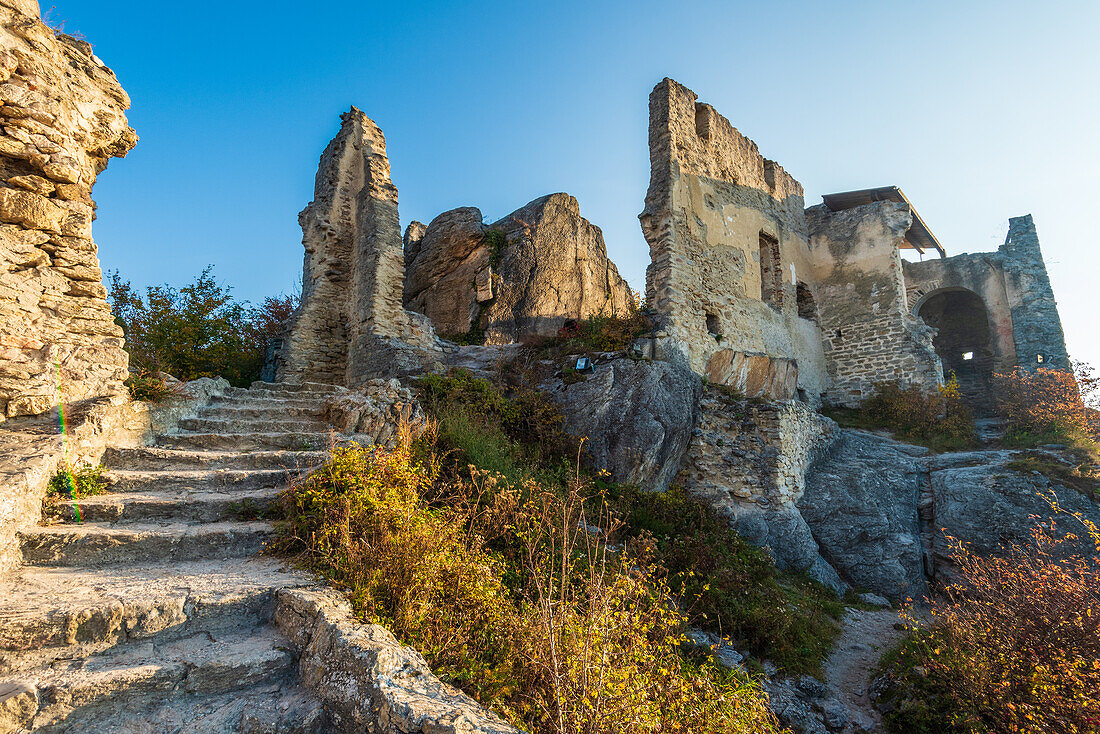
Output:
[
  {"xmin": 275, "ymin": 368, "xmax": 851, "ymax": 732},
  {"xmin": 825, "ymin": 376, "xmax": 978, "ymax": 453},
  {"xmin": 877, "ymin": 503, "xmax": 1100, "ymax": 734}
]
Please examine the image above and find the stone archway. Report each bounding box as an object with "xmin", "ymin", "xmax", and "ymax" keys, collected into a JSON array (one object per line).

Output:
[{"xmin": 916, "ymin": 288, "xmax": 995, "ymax": 413}]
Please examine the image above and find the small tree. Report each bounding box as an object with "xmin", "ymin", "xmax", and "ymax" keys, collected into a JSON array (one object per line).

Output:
[{"xmin": 107, "ymin": 267, "xmax": 298, "ymax": 387}]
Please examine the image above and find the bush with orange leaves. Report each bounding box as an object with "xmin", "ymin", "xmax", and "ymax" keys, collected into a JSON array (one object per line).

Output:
[
  {"xmin": 878, "ymin": 500, "xmax": 1100, "ymax": 734},
  {"xmin": 993, "ymin": 365, "xmax": 1098, "ymax": 450}
]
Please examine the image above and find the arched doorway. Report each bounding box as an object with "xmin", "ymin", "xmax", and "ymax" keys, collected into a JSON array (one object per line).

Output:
[{"xmin": 916, "ymin": 288, "xmax": 995, "ymax": 413}]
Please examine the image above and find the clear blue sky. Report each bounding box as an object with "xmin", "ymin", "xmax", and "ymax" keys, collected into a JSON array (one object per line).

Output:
[{"xmin": 53, "ymin": 0, "xmax": 1099, "ymax": 367}]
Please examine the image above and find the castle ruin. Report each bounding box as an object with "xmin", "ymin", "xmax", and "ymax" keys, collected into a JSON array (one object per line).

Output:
[{"xmin": 276, "ymin": 77, "xmax": 1069, "ymax": 415}]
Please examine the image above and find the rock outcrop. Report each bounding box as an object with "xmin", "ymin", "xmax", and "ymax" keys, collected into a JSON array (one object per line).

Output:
[
  {"xmin": 276, "ymin": 108, "xmax": 438, "ymax": 387},
  {"xmin": 801, "ymin": 429, "xmax": 1100, "ymax": 600},
  {"xmin": 800, "ymin": 430, "xmax": 931, "ymax": 601},
  {"xmin": 404, "ymin": 193, "xmax": 634, "ymax": 344},
  {"xmin": 0, "ymin": 0, "xmax": 137, "ymax": 420},
  {"xmin": 542, "ymin": 356, "xmax": 699, "ymax": 493}
]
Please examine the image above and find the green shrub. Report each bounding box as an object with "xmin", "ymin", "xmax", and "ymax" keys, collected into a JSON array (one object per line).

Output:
[
  {"xmin": 828, "ymin": 377, "xmax": 977, "ymax": 453},
  {"xmin": 124, "ymin": 373, "xmax": 176, "ymax": 402},
  {"xmin": 48, "ymin": 462, "xmax": 106, "ymax": 500}
]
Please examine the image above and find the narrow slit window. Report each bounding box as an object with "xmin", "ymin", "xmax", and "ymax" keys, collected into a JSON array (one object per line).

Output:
[{"xmin": 759, "ymin": 232, "xmax": 782, "ymax": 309}]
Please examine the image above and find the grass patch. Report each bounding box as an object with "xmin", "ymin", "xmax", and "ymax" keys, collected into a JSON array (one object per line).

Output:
[
  {"xmin": 1006, "ymin": 451, "xmax": 1099, "ymax": 500},
  {"xmin": 605, "ymin": 482, "xmax": 846, "ymax": 676}
]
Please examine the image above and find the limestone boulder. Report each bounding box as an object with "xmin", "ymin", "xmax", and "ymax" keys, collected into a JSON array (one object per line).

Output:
[
  {"xmin": 403, "ymin": 207, "xmax": 489, "ymax": 337},
  {"xmin": 321, "ymin": 378, "xmax": 426, "ymax": 447},
  {"xmin": 0, "ymin": 2, "xmax": 137, "ymax": 419},
  {"xmin": 541, "ymin": 357, "xmax": 699, "ymax": 492},
  {"xmin": 404, "ymin": 193, "xmax": 635, "ymax": 344},
  {"xmin": 926, "ymin": 449, "xmax": 1100, "ymax": 577},
  {"xmin": 704, "ymin": 350, "xmax": 798, "ymax": 400}
]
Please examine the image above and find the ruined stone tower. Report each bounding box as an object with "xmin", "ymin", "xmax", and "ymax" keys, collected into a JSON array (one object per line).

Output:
[
  {"xmin": 275, "ymin": 108, "xmax": 437, "ymax": 386},
  {"xmin": 0, "ymin": 0, "xmax": 137, "ymax": 419}
]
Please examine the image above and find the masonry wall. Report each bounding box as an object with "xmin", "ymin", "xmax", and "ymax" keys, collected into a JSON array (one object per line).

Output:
[
  {"xmin": 999, "ymin": 215, "xmax": 1069, "ymax": 370},
  {"xmin": 639, "ymin": 78, "xmax": 827, "ymax": 399},
  {"xmin": 677, "ymin": 387, "xmax": 843, "ymax": 590},
  {"xmin": 807, "ymin": 202, "xmax": 942, "ymax": 406},
  {"xmin": 0, "ymin": 0, "xmax": 137, "ymax": 419}
]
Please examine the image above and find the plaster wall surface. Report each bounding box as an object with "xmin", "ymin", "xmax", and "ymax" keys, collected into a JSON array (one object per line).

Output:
[
  {"xmin": 806, "ymin": 202, "xmax": 942, "ymax": 406},
  {"xmin": 639, "ymin": 78, "xmax": 827, "ymax": 399}
]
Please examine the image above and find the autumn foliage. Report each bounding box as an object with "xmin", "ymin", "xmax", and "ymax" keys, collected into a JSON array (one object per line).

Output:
[
  {"xmin": 880, "ymin": 505, "xmax": 1100, "ymax": 734},
  {"xmin": 993, "ymin": 366, "xmax": 1097, "ymax": 448}
]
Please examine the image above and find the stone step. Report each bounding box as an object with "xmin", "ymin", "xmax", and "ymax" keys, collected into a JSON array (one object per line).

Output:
[
  {"xmin": 20, "ymin": 521, "xmax": 273, "ymax": 567},
  {"xmin": 197, "ymin": 404, "xmax": 325, "ymax": 421},
  {"xmin": 52, "ymin": 487, "xmax": 281, "ymax": 524},
  {"xmin": 14, "ymin": 626, "xmax": 296, "ymax": 731},
  {"xmin": 102, "ymin": 446, "xmax": 329, "ymax": 472},
  {"xmin": 0, "ymin": 558, "xmax": 308, "ymax": 662},
  {"xmin": 223, "ymin": 382, "xmax": 345, "ymax": 399},
  {"xmin": 156, "ymin": 432, "xmax": 337, "ymax": 452},
  {"xmin": 177, "ymin": 417, "xmax": 333, "ymax": 434},
  {"xmin": 16, "ymin": 682, "xmax": 325, "ymax": 734},
  {"xmin": 209, "ymin": 394, "xmax": 335, "ymax": 411},
  {"xmin": 104, "ymin": 468, "xmax": 304, "ymax": 494}
]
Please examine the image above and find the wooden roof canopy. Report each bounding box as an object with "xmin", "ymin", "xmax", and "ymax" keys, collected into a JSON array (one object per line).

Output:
[{"xmin": 821, "ymin": 186, "xmax": 946, "ymax": 258}]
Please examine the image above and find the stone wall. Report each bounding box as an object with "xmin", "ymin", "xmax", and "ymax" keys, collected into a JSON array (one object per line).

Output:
[
  {"xmin": 0, "ymin": 0, "xmax": 137, "ymax": 420},
  {"xmin": 277, "ymin": 108, "xmax": 438, "ymax": 386},
  {"xmin": 806, "ymin": 202, "xmax": 942, "ymax": 406},
  {"xmin": 903, "ymin": 214, "xmax": 1070, "ymax": 410},
  {"xmin": 996, "ymin": 215, "xmax": 1069, "ymax": 370},
  {"xmin": 676, "ymin": 387, "xmax": 845, "ymax": 591},
  {"xmin": 639, "ymin": 78, "xmax": 827, "ymax": 399}
]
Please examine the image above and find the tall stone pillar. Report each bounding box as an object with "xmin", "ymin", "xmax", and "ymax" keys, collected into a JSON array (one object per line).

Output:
[
  {"xmin": 277, "ymin": 108, "xmax": 437, "ymax": 386},
  {"xmin": 999, "ymin": 215, "xmax": 1070, "ymax": 370}
]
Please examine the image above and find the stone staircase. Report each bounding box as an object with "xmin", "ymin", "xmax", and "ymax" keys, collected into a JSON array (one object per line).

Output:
[{"xmin": 0, "ymin": 382, "xmax": 346, "ymax": 733}]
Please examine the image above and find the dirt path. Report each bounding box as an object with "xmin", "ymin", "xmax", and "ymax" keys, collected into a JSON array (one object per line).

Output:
[{"xmin": 824, "ymin": 608, "xmax": 908, "ymax": 733}]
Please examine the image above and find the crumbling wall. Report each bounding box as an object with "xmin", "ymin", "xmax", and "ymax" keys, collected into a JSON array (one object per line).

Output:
[
  {"xmin": 0, "ymin": 0, "xmax": 137, "ymax": 419},
  {"xmin": 903, "ymin": 215, "xmax": 1069, "ymax": 410},
  {"xmin": 277, "ymin": 108, "xmax": 437, "ymax": 386},
  {"xmin": 998, "ymin": 215, "xmax": 1069, "ymax": 370},
  {"xmin": 639, "ymin": 78, "xmax": 827, "ymax": 399},
  {"xmin": 404, "ymin": 193, "xmax": 634, "ymax": 344},
  {"xmin": 677, "ymin": 387, "xmax": 845, "ymax": 591},
  {"xmin": 807, "ymin": 202, "xmax": 942, "ymax": 406}
]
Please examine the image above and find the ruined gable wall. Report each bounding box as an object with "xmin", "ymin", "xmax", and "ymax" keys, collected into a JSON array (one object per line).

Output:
[
  {"xmin": 276, "ymin": 109, "xmax": 364, "ymax": 385},
  {"xmin": 639, "ymin": 78, "xmax": 827, "ymax": 398},
  {"xmin": 278, "ymin": 108, "xmax": 438, "ymax": 386},
  {"xmin": 807, "ymin": 201, "xmax": 942, "ymax": 406},
  {"xmin": 0, "ymin": 0, "xmax": 137, "ymax": 419}
]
